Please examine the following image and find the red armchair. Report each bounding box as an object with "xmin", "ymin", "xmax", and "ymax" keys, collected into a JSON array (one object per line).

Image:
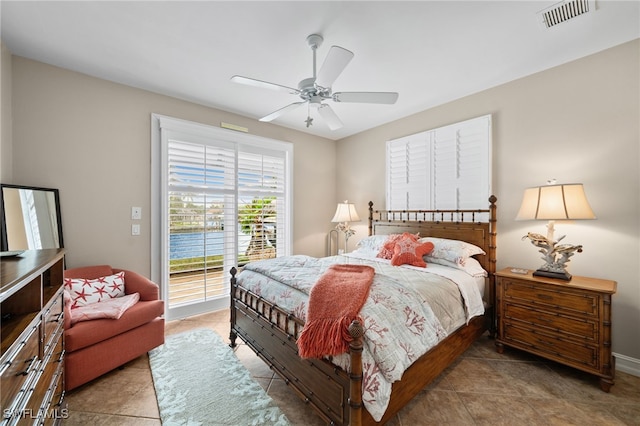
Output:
[{"xmin": 63, "ymin": 265, "xmax": 164, "ymax": 391}]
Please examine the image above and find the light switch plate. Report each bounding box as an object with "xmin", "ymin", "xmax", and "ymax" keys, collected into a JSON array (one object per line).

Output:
[
  {"xmin": 131, "ymin": 224, "xmax": 141, "ymax": 236},
  {"xmin": 131, "ymin": 207, "xmax": 142, "ymax": 220}
]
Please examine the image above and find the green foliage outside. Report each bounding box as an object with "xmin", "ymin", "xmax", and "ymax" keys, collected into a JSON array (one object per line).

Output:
[
  {"xmin": 238, "ymin": 197, "xmax": 276, "ymax": 235},
  {"xmin": 238, "ymin": 197, "xmax": 277, "ymax": 260}
]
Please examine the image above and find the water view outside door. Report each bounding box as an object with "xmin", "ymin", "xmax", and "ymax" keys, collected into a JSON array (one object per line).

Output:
[{"xmin": 168, "ymin": 195, "xmax": 278, "ymax": 307}]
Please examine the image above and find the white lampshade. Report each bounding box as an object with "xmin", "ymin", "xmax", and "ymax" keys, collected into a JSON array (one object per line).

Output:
[
  {"xmin": 331, "ymin": 201, "xmax": 361, "ymax": 223},
  {"xmin": 516, "ymin": 183, "xmax": 596, "ymax": 221}
]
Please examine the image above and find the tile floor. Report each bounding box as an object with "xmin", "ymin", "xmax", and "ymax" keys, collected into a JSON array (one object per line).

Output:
[{"xmin": 64, "ymin": 310, "xmax": 640, "ymax": 425}]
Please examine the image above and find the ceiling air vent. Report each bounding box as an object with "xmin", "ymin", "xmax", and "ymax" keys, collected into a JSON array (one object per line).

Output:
[{"xmin": 538, "ymin": 0, "xmax": 596, "ymax": 28}]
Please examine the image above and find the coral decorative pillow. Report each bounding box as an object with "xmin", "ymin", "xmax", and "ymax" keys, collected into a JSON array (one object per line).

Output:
[
  {"xmin": 64, "ymin": 271, "xmax": 126, "ymax": 309},
  {"xmin": 391, "ymin": 237, "xmax": 435, "ymax": 267},
  {"xmin": 377, "ymin": 232, "xmax": 420, "ymax": 259}
]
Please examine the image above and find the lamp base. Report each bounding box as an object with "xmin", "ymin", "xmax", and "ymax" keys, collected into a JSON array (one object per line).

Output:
[{"xmin": 533, "ymin": 269, "xmax": 572, "ymax": 281}]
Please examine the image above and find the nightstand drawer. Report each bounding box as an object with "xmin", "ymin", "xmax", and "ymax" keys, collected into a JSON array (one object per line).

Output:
[
  {"xmin": 504, "ymin": 303, "xmax": 598, "ymax": 341},
  {"xmin": 503, "ymin": 280, "xmax": 598, "ymax": 317},
  {"xmin": 503, "ymin": 323, "xmax": 598, "ymax": 369}
]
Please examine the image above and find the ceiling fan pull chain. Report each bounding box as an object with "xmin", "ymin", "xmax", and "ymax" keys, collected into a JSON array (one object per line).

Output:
[{"xmin": 305, "ymin": 103, "xmax": 313, "ymax": 128}]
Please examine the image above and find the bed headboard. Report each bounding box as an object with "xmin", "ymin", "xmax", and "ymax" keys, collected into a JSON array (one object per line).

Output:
[{"xmin": 368, "ymin": 196, "xmax": 497, "ymax": 278}]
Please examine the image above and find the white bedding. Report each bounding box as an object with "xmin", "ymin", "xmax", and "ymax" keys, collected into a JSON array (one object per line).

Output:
[
  {"xmin": 344, "ymin": 251, "xmax": 486, "ymax": 319},
  {"xmin": 236, "ymin": 254, "xmax": 486, "ymax": 421}
]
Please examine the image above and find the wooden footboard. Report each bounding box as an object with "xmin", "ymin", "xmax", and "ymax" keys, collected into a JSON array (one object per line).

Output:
[{"xmin": 229, "ymin": 272, "xmax": 353, "ymax": 424}]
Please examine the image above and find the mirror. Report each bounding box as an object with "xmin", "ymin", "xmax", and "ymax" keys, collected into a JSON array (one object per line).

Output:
[{"xmin": 0, "ymin": 184, "xmax": 64, "ymax": 252}]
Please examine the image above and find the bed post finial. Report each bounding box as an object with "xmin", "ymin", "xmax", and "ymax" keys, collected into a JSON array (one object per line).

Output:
[
  {"xmin": 229, "ymin": 267, "xmax": 238, "ymax": 348},
  {"xmin": 488, "ymin": 195, "xmax": 497, "ymax": 337},
  {"xmin": 368, "ymin": 201, "xmax": 374, "ymax": 236},
  {"xmin": 348, "ymin": 320, "xmax": 364, "ymax": 426}
]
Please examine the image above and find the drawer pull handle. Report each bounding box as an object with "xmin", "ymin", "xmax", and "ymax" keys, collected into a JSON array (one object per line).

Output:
[
  {"xmin": 56, "ymin": 390, "xmax": 66, "ymax": 407},
  {"xmin": 537, "ymin": 316, "xmax": 554, "ymax": 323},
  {"xmin": 49, "ymin": 312, "xmax": 63, "ymax": 322},
  {"xmin": 16, "ymin": 355, "xmax": 37, "ymax": 376},
  {"xmin": 537, "ymin": 339, "xmax": 554, "ymax": 346},
  {"xmin": 0, "ymin": 360, "xmax": 11, "ymax": 376},
  {"xmin": 536, "ymin": 294, "xmax": 553, "ymax": 300}
]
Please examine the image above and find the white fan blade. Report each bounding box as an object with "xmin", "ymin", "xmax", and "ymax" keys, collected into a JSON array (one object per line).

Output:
[
  {"xmin": 317, "ymin": 104, "xmax": 344, "ymax": 130},
  {"xmin": 231, "ymin": 75, "xmax": 299, "ymax": 94},
  {"xmin": 333, "ymin": 92, "xmax": 399, "ymax": 104},
  {"xmin": 259, "ymin": 102, "xmax": 306, "ymax": 122},
  {"xmin": 315, "ymin": 46, "xmax": 354, "ymax": 89}
]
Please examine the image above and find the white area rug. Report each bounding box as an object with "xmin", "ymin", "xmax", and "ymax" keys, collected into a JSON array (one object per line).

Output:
[{"xmin": 149, "ymin": 328, "xmax": 290, "ymax": 426}]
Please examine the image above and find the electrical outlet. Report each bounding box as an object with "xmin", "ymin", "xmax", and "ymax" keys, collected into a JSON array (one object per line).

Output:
[
  {"xmin": 131, "ymin": 224, "xmax": 141, "ymax": 236},
  {"xmin": 131, "ymin": 207, "xmax": 142, "ymax": 220}
]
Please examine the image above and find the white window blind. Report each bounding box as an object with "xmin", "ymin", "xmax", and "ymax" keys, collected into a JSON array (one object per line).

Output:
[
  {"xmin": 387, "ymin": 115, "xmax": 491, "ymax": 212},
  {"xmin": 386, "ymin": 134, "xmax": 430, "ymax": 210},
  {"xmin": 166, "ymin": 135, "xmax": 237, "ymax": 285},
  {"xmin": 237, "ymin": 147, "xmax": 287, "ymax": 260}
]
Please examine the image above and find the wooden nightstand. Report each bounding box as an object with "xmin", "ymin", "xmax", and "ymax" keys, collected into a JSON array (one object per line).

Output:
[{"xmin": 495, "ymin": 267, "xmax": 617, "ymax": 392}]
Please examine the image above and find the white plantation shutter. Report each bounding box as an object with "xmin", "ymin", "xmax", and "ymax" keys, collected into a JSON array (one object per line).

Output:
[
  {"xmin": 153, "ymin": 115, "xmax": 292, "ymax": 319},
  {"xmin": 237, "ymin": 147, "xmax": 287, "ymax": 258},
  {"xmin": 454, "ymin": 119, "xmax": 491, "ymax": 210},
  {"xmin": 433, "ymin": 125, "xmax": 458, "ymax": 209},
  {"xmin": 166, "ymin": 135, "xmax": 238, "ymax": 290},
  {"xmin": 386, "ymin": 134, "xmax": 430, "ymax": 210},
  {"xmin": 387, "ymin": 115, "xmax": 491, "ymax": 212}
]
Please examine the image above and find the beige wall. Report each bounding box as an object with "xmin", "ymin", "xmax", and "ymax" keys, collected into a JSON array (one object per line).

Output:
[
  {"xmin": 1, "ymin": 41, "xmax": 12, "ymax": 182},
  {"xmin": 9, "ymin": 57, "xmax": 337, "ymax": 270},
  {"xmin": 337, "ymin": 39, "xmax": 640, "ymax": 365}
]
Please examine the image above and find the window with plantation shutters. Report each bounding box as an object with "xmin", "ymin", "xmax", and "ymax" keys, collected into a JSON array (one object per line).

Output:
[
  {"xmin": 152, "ymin": 115, "xmax": 292, "ymax": 320},
  {"xmin": 387, "ymin": 115, "xmax": 491, "ymax": 213}
]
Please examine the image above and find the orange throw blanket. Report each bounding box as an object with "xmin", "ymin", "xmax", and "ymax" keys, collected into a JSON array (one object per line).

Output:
[{"xmin": 297, "ymin": 264, "xmax": 375, "ymax": 359}]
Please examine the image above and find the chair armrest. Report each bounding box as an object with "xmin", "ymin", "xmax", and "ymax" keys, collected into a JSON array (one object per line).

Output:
[{"xmin": 113, "ymin": 268, "xmax": 160, "ymax": 301}]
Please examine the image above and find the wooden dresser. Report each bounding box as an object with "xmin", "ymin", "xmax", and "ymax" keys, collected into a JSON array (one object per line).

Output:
[
  {"xmin": 495, "ymin": 267, "xmax": 616, "ymax": 392},
  {"xmin": 1, "ymin": 249, "xmax": 67, "ymax": 425}
]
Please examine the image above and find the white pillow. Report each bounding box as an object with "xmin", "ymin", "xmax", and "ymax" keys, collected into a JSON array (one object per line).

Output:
[
  {"xmin": 64, "ymin": 271, "xmax": 126, "ymax": 309},
  {"xmin": 424, "ymin": 256, "xmax": 488, "ymax": 277},
  {"xmin": 354, "ymin": 235, "xmax": 389, "ymax": 252},
  {"xmin": 418, "ymin": 237, "xmax": 485, "ymax": 266}
]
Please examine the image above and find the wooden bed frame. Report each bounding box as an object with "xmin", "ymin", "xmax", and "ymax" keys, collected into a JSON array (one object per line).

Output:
[{"xmin": 229, "ymin": 196, "xmax": 497, "ymax": 425}]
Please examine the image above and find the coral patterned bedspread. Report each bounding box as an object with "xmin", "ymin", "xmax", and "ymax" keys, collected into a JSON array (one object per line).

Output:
[{"xmin": 236, "ymin": 254, "xmax": 484, "ymax": 421}]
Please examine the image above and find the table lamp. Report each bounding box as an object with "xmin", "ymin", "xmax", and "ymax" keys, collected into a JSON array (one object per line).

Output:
[
  {"xmin": 516, "ymin": 181, "xmax": 596, "ymax": 281},
  {"xmin": 331, "ymin": 200, "xmax": 361, "ymax": 253}
]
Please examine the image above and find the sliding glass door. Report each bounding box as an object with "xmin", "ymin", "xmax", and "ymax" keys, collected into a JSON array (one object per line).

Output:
[{"xmin": 152, "ymin": 115, "xmax": 292, "ymax": 320}]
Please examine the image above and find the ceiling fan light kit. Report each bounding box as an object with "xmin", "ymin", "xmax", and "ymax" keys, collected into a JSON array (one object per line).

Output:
[{"xmin": 231, "ymin": 34, "xmax": 399, "ymax": 130}]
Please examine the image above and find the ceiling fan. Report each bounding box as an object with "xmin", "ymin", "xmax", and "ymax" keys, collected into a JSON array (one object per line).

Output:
[{"xmin": 231, "ymin": 34, "xmax": 399, "ymax": 130}]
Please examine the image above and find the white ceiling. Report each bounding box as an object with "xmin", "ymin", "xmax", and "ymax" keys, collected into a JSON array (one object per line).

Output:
[{"xmin": 1, "ymin": 1, "xmax": 638, "ymax": 140}]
